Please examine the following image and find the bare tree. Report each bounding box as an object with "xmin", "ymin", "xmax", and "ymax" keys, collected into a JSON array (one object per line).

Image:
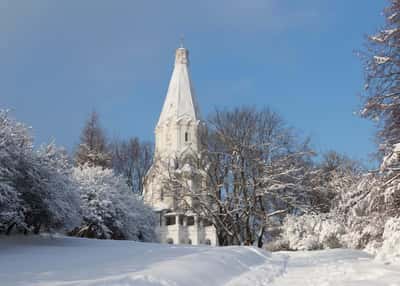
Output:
[
  {"xmin": 163, "ymin": 106, "xmax": 315, "ymax": 247},
  {"xmin": 75, "ymin": 111, "xmax": 111, "ymax": 168},
  {"xmin": 111, "ymin": 137, "xmax": 153, "ymax": 194}
]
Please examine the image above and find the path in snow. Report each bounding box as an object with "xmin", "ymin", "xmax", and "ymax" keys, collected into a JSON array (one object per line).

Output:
[{"xmin": 266, "ymin": 249, "xmax": 400, "ymax": 286}]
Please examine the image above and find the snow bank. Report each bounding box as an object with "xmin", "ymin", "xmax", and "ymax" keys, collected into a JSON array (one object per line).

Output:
[
  {"xmin": 1, "ymin": 235, "xmax": 399, "ymax": 286},
  {"xmin": 281, "ymin": 215, "xmax": 345, "ymax": 250},
  {"xmin": 64, "ymin": 246, "xmax": 285, "ymax": 286},
  {"xmin": 0, "ymin": 235, "xmax": 285, "ymax": 286},
  {"xmin": 376, "ymin": 217, "xmax": 400, "ymax": 265}
]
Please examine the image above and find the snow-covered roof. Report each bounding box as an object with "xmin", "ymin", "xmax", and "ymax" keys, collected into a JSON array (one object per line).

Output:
[{"xmin": 157, "ymin": 47, "xmax": 200, "ymax": 127}]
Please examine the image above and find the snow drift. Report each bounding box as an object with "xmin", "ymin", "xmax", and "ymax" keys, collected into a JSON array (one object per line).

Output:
[{"xmin": 1, "ymin": 235, "xmax": 399, "ymax": 286}]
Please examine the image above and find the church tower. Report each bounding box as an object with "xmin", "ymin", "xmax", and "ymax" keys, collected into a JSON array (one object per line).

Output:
[
  {"xmin": 154, "ymin": 46, "xmax": 202, "ymax": 160},
  {"xmin": 143, "ymin": 45, "xmax": 217, "ymax": 246}
]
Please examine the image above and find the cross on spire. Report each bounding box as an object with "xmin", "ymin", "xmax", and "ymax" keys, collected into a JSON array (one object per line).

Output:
[{"xmin": 180, "ymin": 34, "xmax": 185, "ymax": 48}]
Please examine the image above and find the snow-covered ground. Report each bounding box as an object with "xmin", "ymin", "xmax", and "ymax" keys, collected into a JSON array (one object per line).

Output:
[
  {"xmin": 0, "ymin": 236, "xmax": 399, "ymax": 286},
  {"xmin": 268, "ymin": 250, "xmax": 400, "ymax": 286}
]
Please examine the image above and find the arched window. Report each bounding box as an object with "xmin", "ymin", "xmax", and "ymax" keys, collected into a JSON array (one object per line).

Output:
[{"xmin": 185, "ymin": 132, "xmax": 189, "ymax": 142}]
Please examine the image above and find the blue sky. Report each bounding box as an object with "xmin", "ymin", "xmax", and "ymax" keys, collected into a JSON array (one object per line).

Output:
[{"xmin": 0, "ymin": 1, "xmax": 386, "ymax": 165}]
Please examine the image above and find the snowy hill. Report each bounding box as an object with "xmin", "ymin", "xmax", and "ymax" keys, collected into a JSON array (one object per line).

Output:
[{"xmin": 0, "ymin": 236, "xmax": 399, "ymax": 286}]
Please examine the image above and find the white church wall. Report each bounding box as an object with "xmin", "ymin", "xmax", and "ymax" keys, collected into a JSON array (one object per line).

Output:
[
  {"xmin": 204, "ymin": 226, "xmax": 218, "ymax": 246},
  {"xmin": 156, "ymin": 214, "xmax": 218, "ymax": 246}
]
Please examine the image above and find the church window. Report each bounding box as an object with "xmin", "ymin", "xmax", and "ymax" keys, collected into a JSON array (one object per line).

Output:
[
  {"xmin": 166, "ymin": 216, "xmax": 176, "ymax": 226},
  {"xmin": 185, "ymin": 132, "xmax": 189, "ymax": 142},
  {"xmin": 187, "ymin": 216, "xmax": 195, "ymax": 226},
  {"xmin": 203, "ymin": 219, "xmax": 213, "ymax": 227}
]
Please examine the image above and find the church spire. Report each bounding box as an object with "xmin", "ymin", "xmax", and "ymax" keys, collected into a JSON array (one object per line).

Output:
[{"xmin": 157, "ymin": 45, "xmax": 200, "ymax": 127}]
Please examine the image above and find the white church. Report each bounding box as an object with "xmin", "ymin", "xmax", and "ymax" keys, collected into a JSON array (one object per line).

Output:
[{"xmin": 143, "ymin": 45, "xmax": 218, "ymax": 246}]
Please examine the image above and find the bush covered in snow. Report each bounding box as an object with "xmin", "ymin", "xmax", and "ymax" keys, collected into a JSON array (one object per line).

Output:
[
  {"xmin": 337, "ymin": 142, "xmax": 400, "ymax": 251},
  {"xmin": 1, "ymin": 110, "xmax": 157, "ymax": 242},
  {"xmin": 32, "ymin": 144, "xmax": 82, "ymax": 232},
  {"xmin": 0, "ymin": 110, "xmax": 28, "ymax": 233},
  {"xmin": 277, "ymin": 172, "xmax": 398, "ymax": 253},
  {"xmin": 0, "ymin": 110, "xmax": 81, "ymax": 234},
  {"xmin": 275, "ymin": 141, "xmax": 400, "ymax": 254},
  {"xmin": 376, "ymin": 217, "xmax": 400, "ymax": 264},
  {"xmin": 70, "ymin": 165, "xmax": 157, "ymax": 241},
  {"xmin": 280, "ymin": 214, "xmax": 345, "ymax": 251}
]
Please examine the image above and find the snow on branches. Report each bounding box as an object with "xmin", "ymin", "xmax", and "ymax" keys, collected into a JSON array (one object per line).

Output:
[
  {"xmin": 162, "ymin": 107, "xmax": 316, "ymax": 247},
  {"xmin": 75, "ymin": 111, "xmax": 111, "ymax": 168},
  {"xmin": 71, "ymin": 165, "xmax": 157, "ymax": 241},
  {"xmin": 376, "ymin": 217, "xmax": 400, "ymax": 264},
  {"xmin": 373, "ymin": 56, "xmax": 391, "ymax": 64},
  {"xmin": 370, "ymin": 28, "xmax": 399, "ymax": 43},
  {"xmin": 280, "ymin": 214, "xmax": 345, "ymax": 251},
  {"xmin": 361, "ymin": 0, "xmax": 400, "ymax": 154},
  {"xmin": 0, "ymin": 110, "xmax": 80, "ymax": 234},
  {"xmin": 0, "ymin": 110, "xmax": 29, "ymax": 233},
  {"xmin": 0, "ymin": 110, "xmax": 156, "ymax": 241}
]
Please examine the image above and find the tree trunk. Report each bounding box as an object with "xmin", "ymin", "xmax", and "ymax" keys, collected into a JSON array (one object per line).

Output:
[{"xmin": 6, "ymin": 222, "xmax": 16, "ymax": 235}]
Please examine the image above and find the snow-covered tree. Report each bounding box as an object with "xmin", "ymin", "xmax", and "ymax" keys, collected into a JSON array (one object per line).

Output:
[
  {"xmin": 207, "ymin": 107, "xmax": 315, "ymax": 247},
  {"xmin": 376, "ymin": 217, "xmax": 400, "ymax": 263},
  {"xmin": 0, "ymin": 110, "xmax": 81, "ymax": 234},
  {"xmin": 35, "ymin": 144, "xmax": 82, "ymax": 231},
  {"xmin": 280, "ymin": 214, "xmax": 346, "ymax": 251},
  {"xmin": 75, "ymin": 111, "xmax": 111, "ymax": 168},
  {"xmin": 18, "ymin": 144, "xmax": 82, "ymax": 234},
  {"xmin": 307, "ymin": 151, "xmax": 363, "ymax": 212},
  {"xmin": 266, "ymin": 1, "xmax": 400, "ymax": 253},
  {"xmin": 320, "ymin": 0, "xmax": 400, "ymax": 252},
  {"xmin": 164, "ymin": 107, "xmax": 315, "ymax": 247},
  {"xmin": 0, "ymin": 110, "xmax": 29, "ymax": 234},
  {"xmin": 71, "ymin": 165, "xmax": 156, "ymax": 241},
  {"xmin": 360, "ymin": 0, "xmax": 400, "ymax": 155}
]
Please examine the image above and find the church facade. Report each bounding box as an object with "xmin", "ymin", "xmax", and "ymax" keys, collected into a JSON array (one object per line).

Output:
[{"xmin": 143, "ymin": 46, "xmax": 218, "ymax": 246}]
